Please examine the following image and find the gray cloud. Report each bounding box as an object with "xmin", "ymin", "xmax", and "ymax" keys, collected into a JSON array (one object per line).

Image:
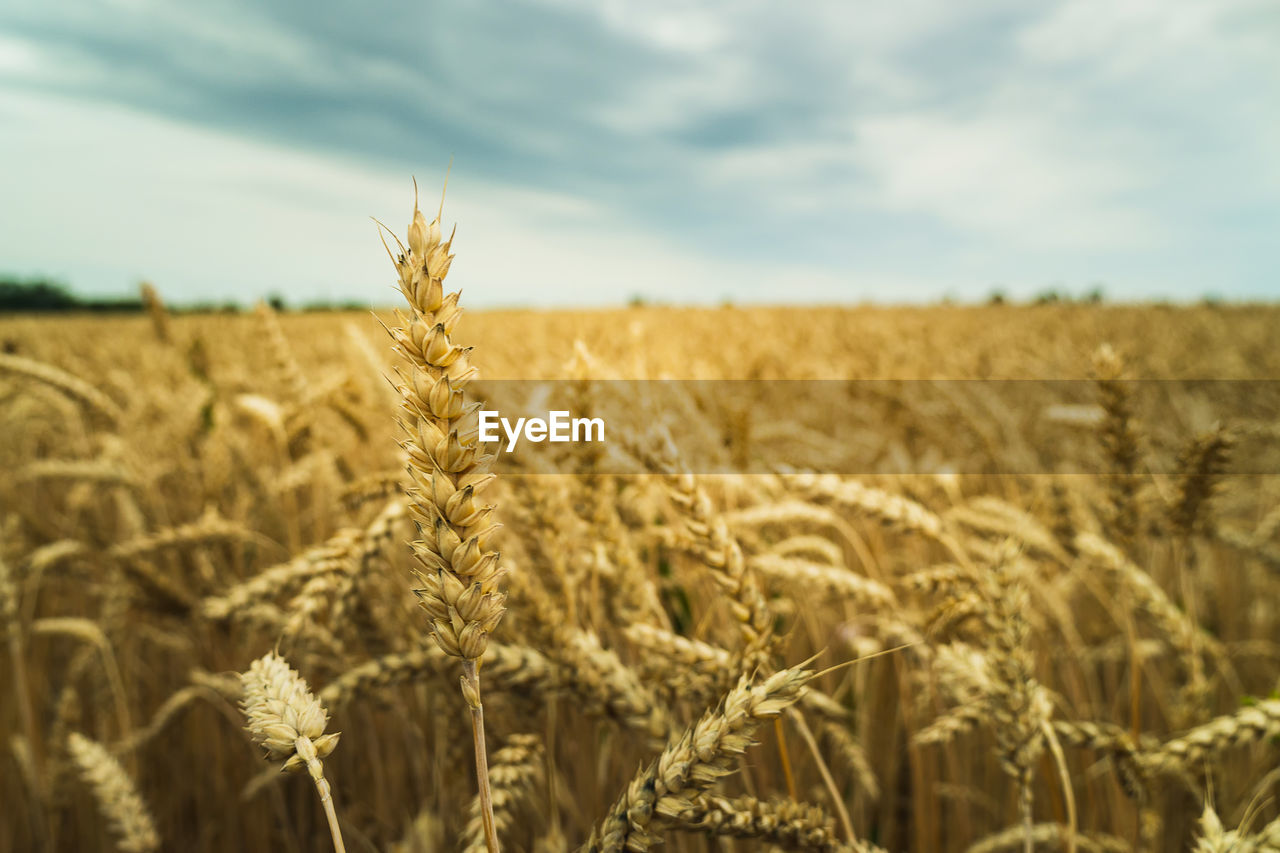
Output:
[{"xmin": 1, "ymin": 0, "xmax": 1277, "ymax": 303}]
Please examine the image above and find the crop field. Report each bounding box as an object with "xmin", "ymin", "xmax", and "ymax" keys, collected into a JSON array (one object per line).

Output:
[{"xmin": 2, "ymin": 204, "xmax": 1279, "ymax": 853}]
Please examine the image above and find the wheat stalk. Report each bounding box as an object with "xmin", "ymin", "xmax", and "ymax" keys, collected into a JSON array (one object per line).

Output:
[
  {"xmin": 381, "ymin": 181, "xmax": 506, "ymax": 853},
  {"xmin": 464, "ymin": 734, "xmax": 544, "ymax": 853}
]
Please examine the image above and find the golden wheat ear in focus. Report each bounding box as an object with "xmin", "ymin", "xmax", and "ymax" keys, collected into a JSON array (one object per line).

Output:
[
  {"xmin": 382, "ymin": 181, "xmax": 506, "ymax": 853},
  {"xmin": 381, "ymin": 183, "xmax": 506, "ymax": 664}
]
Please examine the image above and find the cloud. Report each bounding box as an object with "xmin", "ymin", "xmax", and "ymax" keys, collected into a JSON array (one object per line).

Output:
[
  {"xmin": 0, "ymin": 32, "xmax": 41, "ymax": 74},
  {"xmin": 854, "ymin": 110, "xmax": 1158, "ymax": 249},
  {"xmin": 0, "ymin": 0, "xmax": 1276, "ymax": 303},
  {"xmin": 1015, "ymin": 0, "xmax": 1280, "ymax": 199},
  {"xmin": 1017, "ymin": 0, "xmax": 1275, "ymax": 77},
  {"xmin": 0, "ymin": 90, "xmax": 861, "ymax": 307}
]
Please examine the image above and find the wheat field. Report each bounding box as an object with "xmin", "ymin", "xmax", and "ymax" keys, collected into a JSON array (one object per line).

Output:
[{"xmin": 2, "ymin": 202, "xmax": 1279, "ymax": 853}]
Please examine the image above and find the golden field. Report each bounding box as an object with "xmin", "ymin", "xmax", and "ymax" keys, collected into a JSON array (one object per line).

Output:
[{"xmin": 2, "ymin": 295, "xmax": 1279, "ymax": 853}]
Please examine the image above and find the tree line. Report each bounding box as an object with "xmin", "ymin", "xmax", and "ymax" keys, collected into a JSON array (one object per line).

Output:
[{"xmin": 0, "ymin": 278, "xmax": 369, "ymax": 314}]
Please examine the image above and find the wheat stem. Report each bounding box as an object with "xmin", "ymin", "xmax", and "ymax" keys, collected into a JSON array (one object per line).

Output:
[
  {"xmin": 463, "ymin": 659, "xmax": 501, "ymax": 853},
  {"xmin": 309, "ymin": 751, "xmax": 347, "ymax": 853},
  {"xmin": 789, "ymin": 708, "xmax": 856, "ymax": 845}
]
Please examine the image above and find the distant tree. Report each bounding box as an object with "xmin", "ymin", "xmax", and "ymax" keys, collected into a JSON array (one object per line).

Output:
[
  {"xmin": 267, "ymin": 293, "xmax": 288, "ymax": 312},
  {"xmin": 83, "ymin": 297, "xmax": 145, "ymax": 313},
  {"xmin": 172, "ymin": 301, "xmax": 242, "ymax": 315},
  {"xmin": 987, "ymin": 289, "xmax": 1007, "ymax": 306},
  {"xmin": 0, "ymin": 278, "xmax": 146, "ymax": 313},
  {"xmin": 0, "ymin": 278, "xmax": 78, "ymax": 312},
  {"xmin": 301, "ymin": 300, "xmax": 371, "ymax": 312}
]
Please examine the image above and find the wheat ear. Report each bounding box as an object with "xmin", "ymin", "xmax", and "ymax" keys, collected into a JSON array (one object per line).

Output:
[
  {"xmin": 674, "ymin": 794, "xmax": 868, "ymax": 852},
  {"xmin": 1092, "ymin": 344, "xmax": 1143, "ymax": 545},
  {"xmin": 582, "ymin": 665, "xmax": 813, "ymax": 853},
  {"xmin": 239, "ymin": 651, "xmax": 345, "ymax": 853},
  {"xmin": 66, "ymin": 732, "xmax": 160, "ymax": 853},
  {"xmin": 383, "ymin": 181, "xmax": 506, "ymax": 853},
  {"xmin": 0, "ymin": 351, "xmax": 123, "ymax": 425},
  {"xmin": 139, "ymin": 281, "xmax": 171, "ymax": 344}
]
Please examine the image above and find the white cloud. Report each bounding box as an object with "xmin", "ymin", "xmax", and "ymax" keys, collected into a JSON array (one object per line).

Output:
[
  {"xmin": 530, "ymin": 0, "xmax": 730, "ymax": 54},
  {"xmin": 0, "ymin": 33, "xmax": 43, "ymax": 75},
  {"xmin": 1014, "ymin": 0, "xmax": 1280, "ymax": 195},
  {"xmin": 1017, "ymin": 0, "xmax": 1274, "ymax": 78},
  {"xmin": 853, "ymin": 110, "xmax": 1158, "ymax": 249}
]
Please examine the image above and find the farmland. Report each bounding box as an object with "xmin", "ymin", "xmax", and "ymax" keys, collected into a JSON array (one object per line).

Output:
[{"xmin": 2, "ymin": 289, "xmax": 1279, "ymax": 852}]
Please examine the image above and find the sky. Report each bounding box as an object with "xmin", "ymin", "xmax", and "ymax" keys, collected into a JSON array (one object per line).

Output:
[{"xmin": 0, "ymin": 0, "xmax": 1276, "ymax": 308}]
